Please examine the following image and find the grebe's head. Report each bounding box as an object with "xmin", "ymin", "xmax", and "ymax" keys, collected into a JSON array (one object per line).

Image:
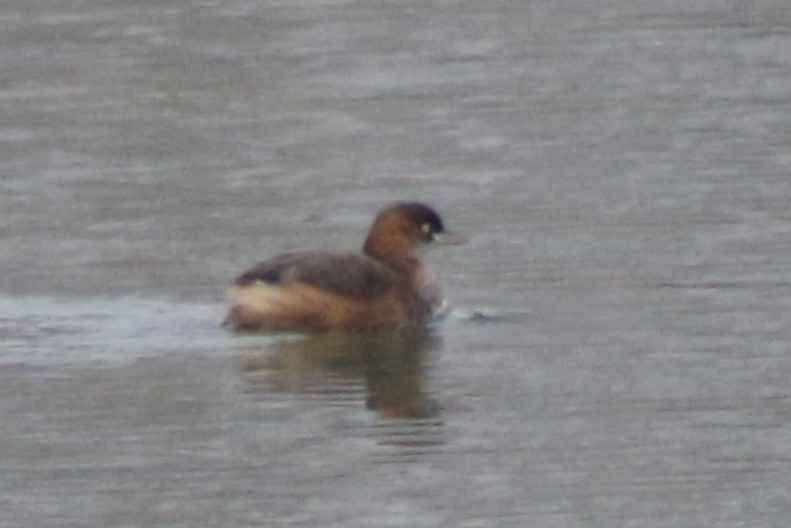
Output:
[{"xmin": 363, "ymin": 202, "xmax": 465, "ymax": 261}]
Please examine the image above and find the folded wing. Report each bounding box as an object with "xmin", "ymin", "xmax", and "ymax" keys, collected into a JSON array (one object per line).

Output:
[{"xmin": 234, "ymin": 251, "xmax": 399, "ymax": 299}]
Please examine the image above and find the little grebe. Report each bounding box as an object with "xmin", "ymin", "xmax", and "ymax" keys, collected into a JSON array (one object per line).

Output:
[{"xmin": 223, "ymin": 202, "xmax": 464, "ymax": 332}]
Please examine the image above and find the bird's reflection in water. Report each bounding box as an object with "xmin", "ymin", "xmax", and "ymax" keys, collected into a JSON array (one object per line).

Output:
[{"xmin": 240, "ymin": 327, "xmax": 445, "ymax": 458}]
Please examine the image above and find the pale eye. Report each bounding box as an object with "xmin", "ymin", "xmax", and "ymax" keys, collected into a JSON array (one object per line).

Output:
[{"xmin": 421, "ymin": 223, "xmax": 432, "ymax": 234}]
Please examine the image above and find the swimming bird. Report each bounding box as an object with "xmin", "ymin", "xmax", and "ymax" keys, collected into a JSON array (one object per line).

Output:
[{"xmin": 223, "ymin": 202, "xmax": 464, "ymax": 332}]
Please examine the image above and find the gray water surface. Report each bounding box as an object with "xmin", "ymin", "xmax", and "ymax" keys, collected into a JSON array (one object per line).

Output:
[{"xmin": 2, "ymin": 0, "xmax": 791, "ymax": 526}]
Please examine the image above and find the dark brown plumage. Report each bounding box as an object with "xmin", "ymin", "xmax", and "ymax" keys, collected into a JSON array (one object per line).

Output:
[{"xmin": 224, "ymin": 202, "xmax": 463, "ymax": 332}]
